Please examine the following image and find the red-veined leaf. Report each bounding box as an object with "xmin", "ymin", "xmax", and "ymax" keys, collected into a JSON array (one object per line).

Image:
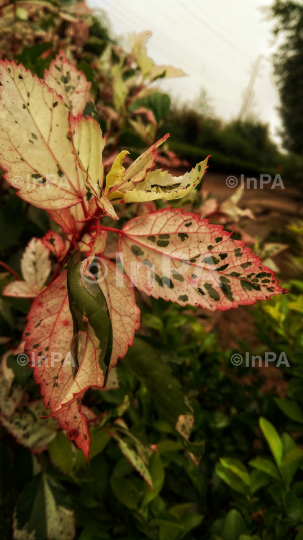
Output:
[
  {"xmin": 69, "ymin": 114, "xmax": 118, "ymax": 219},
  {"xmin": 111, "ymin": 430, "xmax": 153, "ymax": 487},
  {"xmin": 3, "ymin": 238, "xmax": 50, "ymax": 298},
  {"xmin": 22, "ymin": 271, "xmax": 91, "ymax": 458},
  {"xmin": 107, "ymin": 134, "xmax": 169, "ymax": 199},
  {"xmin": 55, "ymin": 254, "xmax": 140, "ymax": 410},
  {"xmin": 119, "ymin": 208, "xmax": 286, "ymax": 310},
  {"xmin": 54, "ymin": 324, "xmax": 106, "ymax": 411},
  {"xmin": 86, "ymin": 231, "xmax": 107, "ymax": 257},
  {"xmin": 44, "ymin": 50, "xmax": 93, "ymax": 116},
  {"xmin": 69, "ymin": 114, "xmax": 105, "ymax": 192},
  {"xmin": 122, "ymin": 158, "xmax": 209, "ymax": 203},
  {"xmin": 42, "ymin": 231, "xmax": 67, "ymax": 260},
  {"xmin": 48, "ymin": 208, "xmax": 76, "ymax": 235},
  {"xmin": 97, "ymin": 256, "xmax": 140, "ymax": 366},
  {"xmin": 48, "ymin": 196, "xmax": 97, "ymax": 234},
  {"xmin": 0, "ymin": 61, "xmax": 86, "ymax": 209},
  {"xmin": 1, "ymin": 400, "xmax": 58, "ymax": 451},
  {"xmin": 52, "ymin": 399, "xmax": 91, "ymax": 459},
  {"xmin": 0, "ymin": 344, "xmax": 24, "ymax": 417}
]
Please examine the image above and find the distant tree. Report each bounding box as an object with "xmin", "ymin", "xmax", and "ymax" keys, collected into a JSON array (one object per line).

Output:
[{"xmin": 271, "ymin": 0, "xmax": 303, "ymax": 153}]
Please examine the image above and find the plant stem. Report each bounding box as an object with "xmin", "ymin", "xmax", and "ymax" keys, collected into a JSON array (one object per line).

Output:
[
  {"xmin": 0, "ymin": 261, "xmax": 21, "ymax": 281},
  {"xmin": 81, "ymin": 200, "xmax": 88, "ymax": 219},
  {"xmin": 100, "ymin": 226, "xmax": 122, "ymax": 235}
]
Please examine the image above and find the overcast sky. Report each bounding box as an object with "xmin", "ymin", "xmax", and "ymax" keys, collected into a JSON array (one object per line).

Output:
[{"xmin": 88, "ymin": 0, "xmax": 282, "ymax": 143}]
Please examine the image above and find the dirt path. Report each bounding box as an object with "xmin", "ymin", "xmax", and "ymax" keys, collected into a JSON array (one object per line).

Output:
[{"xmin": 184, "ymin": 172, "xmax": 302, "ymax": 354}]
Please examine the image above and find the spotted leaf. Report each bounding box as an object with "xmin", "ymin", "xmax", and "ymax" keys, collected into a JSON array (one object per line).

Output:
[
  {"xmin": 108, "ymin": 134, "xmax": 169, "ymax": 201},
  {"xmin": 22, "ymin": 271, "xmax": 91, "ymax": 458},
  {"xmin": 0, "ymin": 60, "xmax": 87, "ymax": 209},
  {"xmin": 3, "ymin": 238, "xmax": 51, "ymax": 298},
  {"xmin": 69, "ymin": 114, "xmax": 118, "ymax": 219},
  {"xmin": 13, "ymin": 473, "xmax": 75, "ymax": 540},
  {"xmin": 44, "ymin": 50, "xmax": 93, "ymax": 116},
  {"xmin": 42, "ymin": 230, "xmax": 67, "ymax": 260},
  {"xmin": 57, "ymin": 253, "xmax": 140, "ymax": 411},
  {"xmin": 1, "ymin": 400, "xmax": 58, "ymax": 451},
  {"xmin": 119, "ymin": 208, "xmax": 286, "ymax": 311},
  {"xmin": 122, "ymin": 157, "xmax": 208, "ymax": 203}
]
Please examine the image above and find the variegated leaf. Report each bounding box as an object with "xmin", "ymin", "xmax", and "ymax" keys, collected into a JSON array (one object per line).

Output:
[
  {"xmin": 112, "ymin": 430, "xmax": 153, "ymax": 487},
  {"xmin": 108, "ymin": 134, "xmax": 169, "ymax": 201},
  {"xmin": 48, "ymin": 196, "xmax": 97, "ymax": 234},
  {"xmin": 69, "ymin": 114, "xmax": 118, "ymax": 219},
  {"xmin": 42, "ymin": 230, "xmax": 67, "ymax": 260},
  {"xmin": 1, "ymin": 400, "xmax": 58, "ymax": 450},
  {"xmin": 105, "ymin": 150, "xmax": 129, "ymax": 194},
  {"xmin": 123, "ymin": 158, "xmax": 208, "ymax": 203},
  {"xmin": 3, "ymin": 238, "xmax": 51, "ymax": 298},
  {"xmin": 119, "ymin": 208, "xmax": 286, "ymax": 310},
  {"xmin": 22, "ymin": 271, "xmax": 91, "ymax": 458},
  {"xmin": 0, "ymin": 61, "xmax": 87, "ymax": 209},
  {"xmin": 13, "ymin": 474, "xmax": 75, "ymax": 540},
  {"xmin": 56, "ymin": 254, "xmax": 140, "ymax": 410},
  {"xmin": 70, "ymin": 114, "xmax": 105, "ymax": 193},
  {"xmin": 44, "ymin": 50, "xmax": 93, "ymax": 116}
]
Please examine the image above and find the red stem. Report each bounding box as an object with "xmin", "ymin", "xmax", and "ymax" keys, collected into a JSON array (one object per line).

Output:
[
  {"xmin": 95, "ymin": 217, "xmax": 101, "ymax": 234},
  {"xmin": 81, "ymin": 200, "xmax": 88, "ymax": 219},
  {"xmin": 0, "ymin": 261, "xmax": 21, "ymax": 281},
  {"xmin": 100, "ymin": 226, "xmax": 122, "ymax": 235}
]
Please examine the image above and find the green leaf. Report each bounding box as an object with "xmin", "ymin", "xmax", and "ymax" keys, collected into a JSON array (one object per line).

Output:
[
  {"xmin": 90, "ymin": 428, "xmax": 111, "ymax": 459},
  {"xmin": 259, "ymin": 417, "xmax": 283, "ymax": 466},
  {"xmin": 249, "ymin": 469, "xmax": 272, "ymax": 494},
  {"xmin": 129, "ymin": 92, "xmax": 171, "ymax": 122},
  {"xmin": 28, "ymin": 205, "xmax": 50, "ymax": 234},
  {"xmin": 222, "ymin": 509, "xmax": 246, "ymax": 540},
  {"xmin": 7, "ymin": 354, "xmax": 32, "ymax": 386},
  {"xmin": 274, "ymin": 398, "xmax": 303, "ymax": 423},
  {"xmin": 282, "ymin": 432, "xmax": 303, "ymax": 486},
  {"xmin": 157, "ymin": 440, "xmax": 184, "ymax": 453},
  {"xmin": 67, "ymin": 255, "xmax": 113, "ymax": 379},
  {"xmin": 295, "ymin": 527, "xmax": 303, "ymax": 540},
  {"xmin": 0, "ymin": 299, "xmax": 14, "ymax": 327},
  {"xmin": 123, "ymin": 338, "xmax": 204, "ymax": 456},
  {"xmin": 82, "ymin": 101, "xmax": 99, "ymax": 122},
  {"xmin": 0, "ymin": 195, "xmax": 24, "ymax": 250},
  {"xmin": 141, "ymin": 313, "xmax": 164, "ymax": 332},
  {"xmin": 267, "ymin": 481, "xmax": 285, "ymax": 505},
  {"xmin": 284, "ymin": 490, "xmax": 302, "ymax": 524},
  {"xmin": 113, "ymin": 432, "xmax": 153, "ymax": 487},
  {"xmin": 16, "ymin": 43, "xmax": 53, "ymax": 78},
  {"xmin": 141, "ymin": 452, "xmax": 165, "ymax": 507},
  {"xmin": 215, "ymin": 463, "xmax": 247, "ymax": 494},
  {"xmin": 249, "ymin": 457, "xmax": 281, "ymax": 481},
  {"xmin": 149, "ymin": 511, "xmax": 184, "ymax": 540},
  {"xmin": 179, "ymin": 512, "xmax": 203, "ymax": 538},
  {"xmin": 110, "ymin": 476, "xmax": 140, "ymax": 509},
  {"xmin": 13, "ymin": 473, "xmax": 75, "ymax": 539},
  {"xmin": 220, "ymin": 458, "xmax": 250, "ymax": 486},
  {"xmin": 48, "ymin": 431, "xmax": 74, "ymax": 476}
]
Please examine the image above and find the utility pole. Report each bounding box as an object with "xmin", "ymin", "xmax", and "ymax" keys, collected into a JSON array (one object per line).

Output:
[{"xmin": 239, "ymin": 54, "xmax": 263, "ymax": 120}]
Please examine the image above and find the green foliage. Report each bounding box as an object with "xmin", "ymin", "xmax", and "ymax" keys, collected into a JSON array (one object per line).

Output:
[
  {"xmin": 271, "ymin": 0, "xmax": 303, "ymax": 153},
  {"xmin": 0, "ymin": 2, "xmax": 301, "ymax": 540},
  {"xmin": 158, "ymin": 107, "xmax": 303, "ymax": 186}
]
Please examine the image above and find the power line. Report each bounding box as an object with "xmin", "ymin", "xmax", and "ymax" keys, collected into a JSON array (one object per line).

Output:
[{"xmin": 102, "ymin": 1, "xmax": 250, "ymax": 78}]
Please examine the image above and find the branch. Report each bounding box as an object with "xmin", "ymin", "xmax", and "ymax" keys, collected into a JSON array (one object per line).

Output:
[{"xmin": 0, "ymin": 261, "xmax": 21, "ymax": 281}]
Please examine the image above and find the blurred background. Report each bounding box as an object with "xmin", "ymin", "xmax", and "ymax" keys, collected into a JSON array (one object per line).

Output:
[{"xmin": 0, "ymin": 1, "xmax": 303, "ymax": 539}]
